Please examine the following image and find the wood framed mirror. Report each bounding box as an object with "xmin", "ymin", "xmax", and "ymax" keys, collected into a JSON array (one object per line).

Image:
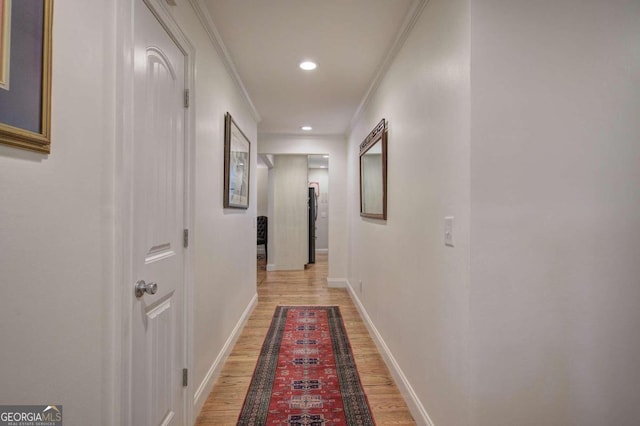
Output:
[{"xmin": 359, "ymin": 118, "xmax": 387, "ymax": 220}]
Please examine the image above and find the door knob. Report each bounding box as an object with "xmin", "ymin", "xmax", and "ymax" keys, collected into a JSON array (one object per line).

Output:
[{"xmin": 135, "ymin": 280, "xmax": 158, "ymax": 298}]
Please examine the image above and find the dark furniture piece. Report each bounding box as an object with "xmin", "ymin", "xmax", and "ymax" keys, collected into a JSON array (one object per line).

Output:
[{"xmin": 257, "ymin": 216, "xmax": 268, "ymax": 261}]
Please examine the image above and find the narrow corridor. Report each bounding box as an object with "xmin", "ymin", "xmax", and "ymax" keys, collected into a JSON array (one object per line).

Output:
[{"xmin": 195, "ymin": 254, "xmax": 415, "ymax": 425}]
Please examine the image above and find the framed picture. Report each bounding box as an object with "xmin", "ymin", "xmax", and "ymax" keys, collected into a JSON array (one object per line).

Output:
[
  {"xmin": 0, "ymin": 0, "xmax": 53, "ymax": 153},
  {"xmin": 0, "ymin": 0, "xmax": 12, "ymax": 91},
  {"xmin": 224, "ymin": 112, "xmax": 251, "ymax": 209}
]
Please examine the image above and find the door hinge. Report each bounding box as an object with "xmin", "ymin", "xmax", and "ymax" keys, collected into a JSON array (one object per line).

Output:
[
  {"xmin": 184, "ymin": 89, "xmax": 190, "ymax": 108},
  {"xmin": 183, "ymin": 229, "xmax": 189, "ymax": 248},
  {"xmin": 182, "ymin": 368, "xmax": 188, "ymax": 387}
]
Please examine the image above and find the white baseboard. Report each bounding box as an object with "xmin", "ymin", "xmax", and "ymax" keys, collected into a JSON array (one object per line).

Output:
[
  {"xmin": 193, "ymin": 293, "xmax": 258, "ymax": 415},
  {"xmin": 326, "ymin": 278, "xmax": 348, "ymax": 288},
  {"xmin": 315, "ymin": 248, "xmax": 328, "ymax": 254},
  {"xmin": 345, "ymin": 281, "xmax": 434, "ymax": 426},
  {"xmin": 266, "ymin": 263, "xmax": 276, "ymax": 271}
]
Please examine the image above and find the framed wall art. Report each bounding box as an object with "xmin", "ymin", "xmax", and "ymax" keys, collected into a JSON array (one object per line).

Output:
[
  {"xmin": 0, "ymin": 0, "xmax": 12, "ymax": 91},
  {"xmin": 359, "ymin": 118, "xmax": 387, "ymax": 220},
  {"xmin": 0, "ymin": 0, "xmax": 53, "ymax": 153},
  {"xmin": 224, "ymin": 112, "xmax": 251, "ymax": 209}
]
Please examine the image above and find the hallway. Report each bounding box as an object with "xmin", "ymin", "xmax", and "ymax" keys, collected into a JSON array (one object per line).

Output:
[
  {"xmin": 195, "ymin": 254, "xmax": 415, "ymax": 425},
  {"xmin": 1, "ymin": 0, "xmax": 639, "ymax": 424}
]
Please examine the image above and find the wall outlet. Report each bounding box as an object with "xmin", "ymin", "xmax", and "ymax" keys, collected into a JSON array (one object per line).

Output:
[{"xmin": 445, "ymin": 216, "xmax": 454, "ymax": 247}]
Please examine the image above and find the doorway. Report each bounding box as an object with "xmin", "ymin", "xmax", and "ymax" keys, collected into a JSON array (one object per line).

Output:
[
  {"xmin": 256, "ymin": 154, "xmax": 330, "ymax": 275},
  {"xmin": 307, "ymin": 155, "xmax": 329, "ymax": 258},
  {"xmin": 117, "ymin": 0, "xmax": 195, "ymax": 424}
]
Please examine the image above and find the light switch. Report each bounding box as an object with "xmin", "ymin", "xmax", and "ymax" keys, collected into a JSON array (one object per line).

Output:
[{"xmin": 445, "ymin": 216, "xmax": 454, "ymax": 247}]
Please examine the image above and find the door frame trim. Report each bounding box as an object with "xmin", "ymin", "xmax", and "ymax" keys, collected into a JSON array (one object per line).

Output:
[{"xmin": 114, "ymin": 1, "xmax": 196, "ymax": 424}]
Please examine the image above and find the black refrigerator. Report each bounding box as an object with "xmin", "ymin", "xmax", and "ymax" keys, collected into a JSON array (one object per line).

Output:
[{"xmin": 308, "ymin": 187, "xmax": 318, "ymax": 264}]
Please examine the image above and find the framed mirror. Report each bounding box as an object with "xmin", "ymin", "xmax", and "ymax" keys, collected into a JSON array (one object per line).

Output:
[{"xmin": 359, "ymin": 118, "xmax": 387, "ymax": 220}]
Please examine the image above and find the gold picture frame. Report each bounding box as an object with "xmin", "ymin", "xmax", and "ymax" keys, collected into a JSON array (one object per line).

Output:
[
  {"xmin": 0, "ymin": 0, "xmax": 53, "ymax": 153},
  {"xmin": 0, "ymin": 0, "xmax": 12, "ymax": 90}
]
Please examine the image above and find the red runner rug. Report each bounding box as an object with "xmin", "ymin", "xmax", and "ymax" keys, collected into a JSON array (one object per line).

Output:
[{"xmin": 237, "ymin": 305, "xmax": 375, "ymax": 425}]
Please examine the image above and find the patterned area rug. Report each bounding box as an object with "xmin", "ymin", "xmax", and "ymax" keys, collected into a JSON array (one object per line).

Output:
[{"xmin": 238, "ymin": 305, "xmax": 375, "ymax": 425}]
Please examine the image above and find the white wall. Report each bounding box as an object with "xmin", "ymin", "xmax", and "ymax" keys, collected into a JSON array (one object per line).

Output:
[
  {"xmin": 259, "ymin": 134, "xmax": 348, "ymax": 282},
  {"xmin": 256, "ymin": 166, "xmax": 269, "ymax": 217},
  {"xmin": 348, "ymin": 0, "xmax": 640, "ymax": 425},
  {"xmin": 347, "ymin": 0, "xmax": 471, "ymax": 424},
  {"xmin": 167, "ymin": 0, "xmax": 259, "ymax": 415},
  {"xmin": 308, "ymin": 168, "xmax": 329, "ymax": 251},
  {"xmin": 270, "ymin": 155, "xmax": 308, "ymax": 270},
  {"xmin": 0, "ymin": 1, "xmax": 259, "ymax": 424},
  {"xmin": 470, "ymin": 1, "xmax": 640, "ymax": 424},
  {"xmin": 0, "ymin": 0, "xmax": 115, "ymax": 424}
]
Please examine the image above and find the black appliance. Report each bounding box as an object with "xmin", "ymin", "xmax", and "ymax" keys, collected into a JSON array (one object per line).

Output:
[{"xmin": 308, "ymin": 187, "xmax": 318, "ymax": 264}]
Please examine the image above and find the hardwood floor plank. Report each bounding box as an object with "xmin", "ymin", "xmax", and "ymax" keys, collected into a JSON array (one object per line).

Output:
[{"xmin": 195, "ymin": 254, "xmax": 415, "ymax": 425}]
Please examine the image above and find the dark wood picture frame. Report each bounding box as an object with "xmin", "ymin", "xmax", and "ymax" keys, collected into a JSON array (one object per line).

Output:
[
  {"xmin": 224, "ymin": 112, "xmax": 251, "ymax": 209},
  {"xmin": 0, "ymin": 0, "xmax": 53, "ymax": 153},
  {"xmin": 359, "ymin": 118, "xmax": 387, "ymax": 220}
]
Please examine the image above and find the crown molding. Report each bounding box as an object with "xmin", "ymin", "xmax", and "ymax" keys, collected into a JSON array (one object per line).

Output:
[
  {"xmin": 189, "ymin": 0, "xmax": 262, "ymax": 123},
  {"xmin": 348, "ymin": 0, "xmax": 428, "ymax": 134}
]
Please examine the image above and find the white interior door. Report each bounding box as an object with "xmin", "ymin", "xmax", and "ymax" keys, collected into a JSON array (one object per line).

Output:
[{"xmin": 132, "ymin": 1, "xmax": 186, "ymax": 424}]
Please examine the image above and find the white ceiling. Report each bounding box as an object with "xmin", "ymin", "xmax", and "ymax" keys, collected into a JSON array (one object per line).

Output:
[{"xmin": 201, "ymin": 0, "xmax": 418, "ymax": 136}]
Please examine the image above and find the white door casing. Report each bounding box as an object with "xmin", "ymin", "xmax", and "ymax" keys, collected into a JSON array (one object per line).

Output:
[{"xmin": 131, "ymin": 0, "xmax": 187, "ymax": 424}]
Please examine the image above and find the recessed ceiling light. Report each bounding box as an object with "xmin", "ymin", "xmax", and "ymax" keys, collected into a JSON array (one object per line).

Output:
[
  {"xmin": 323, "ymin": 155, "xmax": 329, "ymax": 158},
  {"xmin": 301, "ymin": 126, "xmax": 312, "ymax": 131},
  {"xmin": 299, "ymin": 61, "xmax": 317, "ymax": 71}
]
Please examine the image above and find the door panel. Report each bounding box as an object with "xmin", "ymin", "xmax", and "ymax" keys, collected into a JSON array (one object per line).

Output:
[
  {"xmin": 146, "ymin": 297, "xmax": 176, "ymax": 426},
  {"xmin": 132, "ymin": 1, "xmax": 186, "ymax": 424}
]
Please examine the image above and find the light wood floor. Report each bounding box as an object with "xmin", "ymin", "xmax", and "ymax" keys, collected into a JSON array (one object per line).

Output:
[{"xmin": 195, "ymin": 253, "xmax": 415, "ymax": 425}]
